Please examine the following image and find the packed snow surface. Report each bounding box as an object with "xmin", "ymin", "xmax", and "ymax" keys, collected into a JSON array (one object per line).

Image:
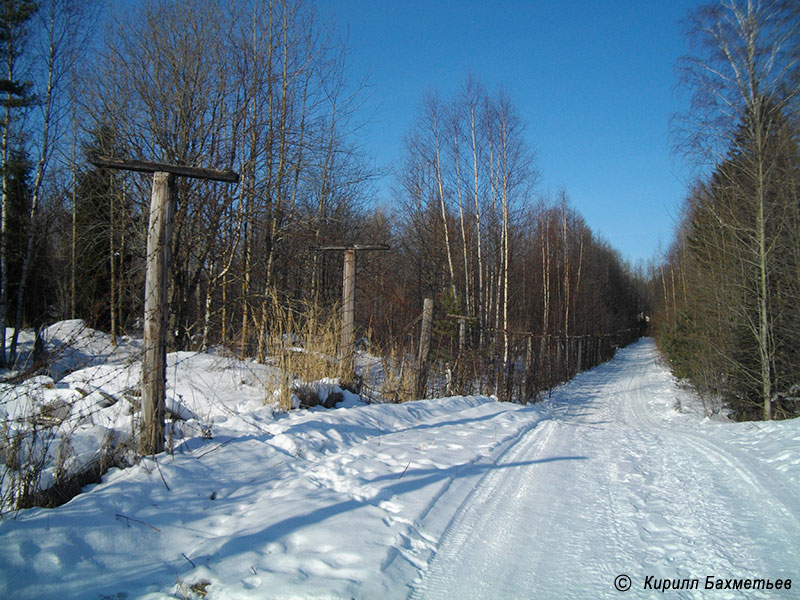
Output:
[{"xmin": 1, "ymin": 338, "xmax": 798, "ymax": 599}]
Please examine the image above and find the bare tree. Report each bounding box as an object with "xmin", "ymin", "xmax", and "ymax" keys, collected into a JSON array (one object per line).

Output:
[{"xmin": 465, "ymin": 77, "xmax": 486, "ymax": 343}]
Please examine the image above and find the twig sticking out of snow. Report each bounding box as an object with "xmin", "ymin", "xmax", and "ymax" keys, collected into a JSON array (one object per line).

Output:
[
  {"xmin": 152, "ymin": 456, "xmax": 170, "ymax": 491},
  {"xmin": 398, "ymin": 461, "xmax": 411, "ymax": 479},
  {"xmin": 114, "ymin": 513, "xmax": 161, "ymax": 532}
]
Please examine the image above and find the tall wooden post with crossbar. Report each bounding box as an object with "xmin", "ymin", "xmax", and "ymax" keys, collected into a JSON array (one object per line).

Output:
[{"xmin": 91, "ymin": 156, "xmax": 238, "ymax": 455}]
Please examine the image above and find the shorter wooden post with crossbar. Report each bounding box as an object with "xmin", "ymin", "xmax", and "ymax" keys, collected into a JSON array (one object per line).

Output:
[{"xmin": 91, "ymin": 155, "xmax": 238, "ymax": 455}]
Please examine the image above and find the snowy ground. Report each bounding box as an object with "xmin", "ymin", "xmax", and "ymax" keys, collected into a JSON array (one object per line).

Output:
[{"xmin": 1, "ymin": 336, "xmax": 798, "ymax": 599}]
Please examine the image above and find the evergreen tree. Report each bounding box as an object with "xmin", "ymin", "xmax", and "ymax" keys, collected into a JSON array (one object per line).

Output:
[
  {"xmin": 71, "ymin": 126, "xmax": 139, "ymax": 332},
  {"xmin": 0, "ymin": 0, "xmax": 38, "ymax": 368},
  {"xmin": 661, "ymin": 104, "xmax": 800, "ymax": 419}
]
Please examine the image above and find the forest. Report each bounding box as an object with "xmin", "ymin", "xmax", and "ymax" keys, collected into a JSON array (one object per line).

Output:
[
  {"xmin": 0, "ymin": 0, "xmax": 650, "ymax": 409},
  {"xmin": 652, "ymin": 0, "xmax": 800, "ymax": 421}
]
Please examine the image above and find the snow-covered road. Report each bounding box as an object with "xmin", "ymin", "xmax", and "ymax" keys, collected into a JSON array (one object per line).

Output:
[
  {"xmin": 410, "ymin": 340, "xmax": 800, "ymax": 599},
  {"xmin": 1, "ymin": 338, "xmax": 798, "ymax": 599}
]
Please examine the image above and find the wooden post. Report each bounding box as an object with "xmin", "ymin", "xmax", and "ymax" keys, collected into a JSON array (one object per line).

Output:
[
  {"xmin": 90, "ymin": 155, "xmax": 238, "ymax": 456},
  {"xmin": 414, "ymin": 297, "xmax": 434, "ymax": 400},
  {"xmin": 310, "ymin": 244, "xmax": 389, "ymax": 388},
  {"xmin": 524, "ymin": 334, "xmax": 536, "ymax": 403},
  {"xmin": 445, "ymin": 313, "xmax": 477, "ymax": 354},
  {"xmin": 341, "ymin": 249, "xmax": 356, "ymax": 381},
  {"xmin": 141, "ymin": 172, "xmax": 173, "ymax": 455}
]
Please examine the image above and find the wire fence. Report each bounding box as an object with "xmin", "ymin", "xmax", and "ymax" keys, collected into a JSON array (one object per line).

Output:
[
  {"xmin": 0, "ymin": 309, "xmax": 644, "ymax": 513},
  {"xmin": 415, "ymin": 323, "xmax": 643, "ymax": 404}
]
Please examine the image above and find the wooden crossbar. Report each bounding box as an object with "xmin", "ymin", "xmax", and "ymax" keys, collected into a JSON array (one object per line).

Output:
[
  {"xmin": 89, "ymin": 154, "xmax": 239, "ymax": 183},
  {"xmin": 310, "ymin": 245, "xmax": 390, "ymax": 252}
]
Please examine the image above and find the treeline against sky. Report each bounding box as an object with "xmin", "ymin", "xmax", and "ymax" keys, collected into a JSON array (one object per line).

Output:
[
  {"xmin": 653, "ymin": 0, "xmax": 800, "ymax": 420},
  {"xmin": 1, "ymin": 0, "xmax": 646, "ymax": 401}
]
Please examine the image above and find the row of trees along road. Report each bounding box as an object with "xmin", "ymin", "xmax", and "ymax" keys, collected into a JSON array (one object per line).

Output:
[
  {"xmin": 0, "ymin": 0, "xmax": 647, "ymax": 403},
  {"xmin": 392, "ymin": 81, "xmax": 646, "ymax": 400},
  {"xmin": 655, "ymin": 0, "xmax": 800, "ymax": 421}
]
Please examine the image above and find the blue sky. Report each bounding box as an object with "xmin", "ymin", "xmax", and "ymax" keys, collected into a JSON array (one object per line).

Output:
[{"xmin": 318, "ymin": 0, "xmax": 707, "ymax": 266}]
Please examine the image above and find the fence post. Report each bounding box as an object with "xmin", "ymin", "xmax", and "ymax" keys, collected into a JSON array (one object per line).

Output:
[
  {"xmin": 524, "ymin": 335, "xmax": 536, "ymax": 403},
  {"xmin": 341, "ymin": 249, "xmax": 356, "ymax": 382},
  {"xmin": 414, "ymin": 298, "xmax": 434, "ymax": 400}
]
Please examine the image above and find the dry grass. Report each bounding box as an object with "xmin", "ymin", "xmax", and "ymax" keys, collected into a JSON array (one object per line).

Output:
[
  {"xmin": 377, "ymin": 344, "xmax": 416, "ymax": 403},
  {"xmin": 258, "ymin": 290, "xmax": 346, "ymax": 410}
]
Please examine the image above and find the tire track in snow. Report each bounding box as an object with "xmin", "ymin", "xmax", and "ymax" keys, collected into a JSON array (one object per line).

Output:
[
  {"xmin": 407, "ymin": 359, "xmax": 636, "ymax": 599},
  {"xmin": 610, "ymin": 343, "xmax": 800, "ymax": 589},
  {"xmin": 619, "ymin": 375, "xmax": 800, "ymax": 579},
  {"xmin": 626, "ymin": 370, "xmax": 800, "ymax": 534},
  {"xmin": 379, "ymin": 412, "xmax": 554, "ymax": 579},
  {"xmin": 408, "ymin": 418, "xmax": 560, "ymax": 600}
]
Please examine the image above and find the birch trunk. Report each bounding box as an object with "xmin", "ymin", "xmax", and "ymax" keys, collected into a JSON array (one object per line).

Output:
[
  {"xmin": 469, "ymin": 99, "xmax": 485, "ymax": 345},
  {"xmin": 10, "ymin": 3, "xmax": 57, "ymax": 363},
  {"xmin": 453, "ymin": 117, "xmax": 471, "ymax": 328},
  {"xmin": 0, "ymin": 22, "xmax": 15, "ymax": 368},
  {"xmin": 433, "ymin": 109, "xmax": 458, "ymax": 302}
]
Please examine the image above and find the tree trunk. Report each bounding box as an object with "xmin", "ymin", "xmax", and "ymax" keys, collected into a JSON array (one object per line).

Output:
[
  {"xmin": 0, "ymin": 48, "xmax": 13, "ymax": 369},
  {"xmin": 109, "ymin": 174, "xmax": 117, "ymax": 345},
  {"xmin": 70, "ymin": 97, "xmax": 77, "ymax": 321},
  {"xmin": 11, "ymin": 53, "xmax": 54, "ymax": 363},
  {"xmin": 562, "ymin": 202, "xmax": 570, "ymax": 376},
  {"xmin": 756, "ymin": 145, "xmax": 772, "ymax": 420},
  {"xmin": 221, "ymin": 273, "xmax": 227, "ymax": 348},
  {"xmin": 454, "ymin": 118, "xmax": 470, "ymax": 351},
  {"xmin": 433, "ymin": 108, "xmax": 458, "ymax": 302},
  {"xmin": 470, "ymin": 99, "xmax": 485, "ymax": 346}
]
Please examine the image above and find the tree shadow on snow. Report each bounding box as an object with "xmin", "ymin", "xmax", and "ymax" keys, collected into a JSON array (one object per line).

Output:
[{"xmin": 207, "ymin": 454, "xmax": 588, "ymax": 565}]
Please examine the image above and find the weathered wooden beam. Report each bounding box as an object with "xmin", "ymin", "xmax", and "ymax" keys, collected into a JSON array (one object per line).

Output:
[
  {"xmin": 310, "ymin": 244, "xmax": 390, "ymax": 252},
  {"xmin": 446, "ymin": 313, "xmax": 478, "ymax": 321},
  {"xmin": 89, "ymin": 154, "xmax": 239, "ymax": 184},
  {"xmin": 91, "ymin": 155, "xmax": 239, "ymax": 458},
  {"xmin": 309, "ymin": 243, "xmax": 389, "ymax": 388}
]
